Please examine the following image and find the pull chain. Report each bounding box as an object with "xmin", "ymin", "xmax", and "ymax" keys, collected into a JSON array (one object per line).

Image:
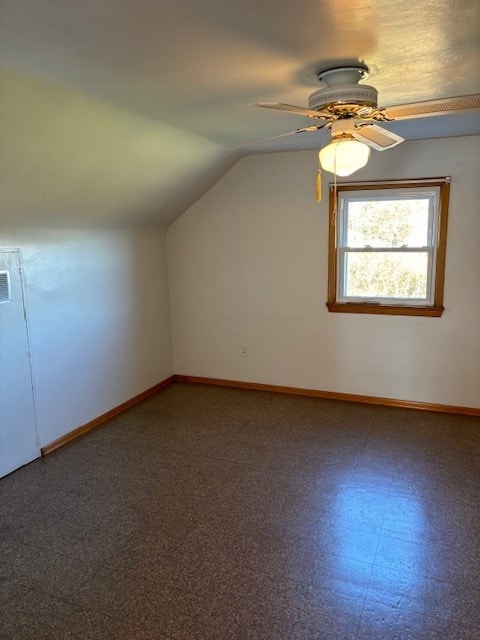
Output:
[{"xmin": 315, "ymin": 165, "xmax": 322, "ymax": 202}]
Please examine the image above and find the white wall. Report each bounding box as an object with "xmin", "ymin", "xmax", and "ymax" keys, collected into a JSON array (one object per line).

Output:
[
  {"xmin": 167, "ymin": 136, "xmax": 480, "ymax": 408},
  {"xmin": 1, "ymin": 227, "xmax": 173, "ymax": 447}
]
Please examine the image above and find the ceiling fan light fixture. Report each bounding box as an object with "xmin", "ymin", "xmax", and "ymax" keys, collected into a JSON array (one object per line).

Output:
[{"xmin": 319, "ymin": 137, "xmax": 370, "ymax": 177}]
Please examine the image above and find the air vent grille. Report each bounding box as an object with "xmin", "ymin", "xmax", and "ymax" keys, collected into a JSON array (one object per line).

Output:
[{"xmin": 0, "ymin": 271, "xmax": 10, "ymax": 303}]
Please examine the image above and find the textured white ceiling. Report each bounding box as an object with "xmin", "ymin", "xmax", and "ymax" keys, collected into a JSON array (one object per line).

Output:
[{"xmin": 1, "ymin": 0, "xmax": 479, "ymax": 226}]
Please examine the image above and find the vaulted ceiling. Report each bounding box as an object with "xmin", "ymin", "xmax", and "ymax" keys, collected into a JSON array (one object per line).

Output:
[{"xmin": 1, "ymin": 0, "xmax": 479, "ymax": 228}]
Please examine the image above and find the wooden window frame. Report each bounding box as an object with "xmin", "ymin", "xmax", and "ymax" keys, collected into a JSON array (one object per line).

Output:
[{"xmin": 327, "ymin": 178, "xmax": 450, "ymax": 317}]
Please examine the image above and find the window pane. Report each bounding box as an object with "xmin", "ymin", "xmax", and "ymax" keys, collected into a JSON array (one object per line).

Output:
[
  {"xmin": 345, "ymin": 198, "xmax": 431, "ymax": 248},
  {"xmin": 344, "ymin": 252, "xmax": 429, "ymax": 299}
]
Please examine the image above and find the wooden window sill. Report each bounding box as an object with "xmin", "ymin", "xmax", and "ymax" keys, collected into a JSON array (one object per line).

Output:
[{"xmin": 326, "ymin": 302, "xmax": 445, "ymax": 317}]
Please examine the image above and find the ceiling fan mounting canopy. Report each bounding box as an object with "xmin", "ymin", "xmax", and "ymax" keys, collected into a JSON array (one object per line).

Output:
[{"xmin": 316, "ymin": 65, "xmax": 369, "ymax": 86}]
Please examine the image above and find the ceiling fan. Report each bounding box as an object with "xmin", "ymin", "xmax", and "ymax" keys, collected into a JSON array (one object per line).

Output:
[{"xmin": 249, "ymin": 64, "xmax": 480, "ymax": 181}]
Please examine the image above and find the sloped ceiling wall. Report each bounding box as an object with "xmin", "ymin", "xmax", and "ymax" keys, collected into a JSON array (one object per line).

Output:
[
  {"xmin": 1, "ymin": 0, "xmax": 479, "ymax": 229},
  {"xmin": 0, "ymin": 67, "xmax": 237, "ymax": 229}
]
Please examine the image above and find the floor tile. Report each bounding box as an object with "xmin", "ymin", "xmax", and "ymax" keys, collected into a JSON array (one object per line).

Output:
[
  {"xmin": 424, "ymin": 577, "xmax": 480, "ymax": 625},
  {"xmin": 0, "ymin": 591, "xmax": 160, "ymax": 640},
  {"xmin": 422, "ymin": 613, "xmax": 480, "ymax": 639},
  {"xmin": 357, "ymin": 601, "xmax": 427, "ymax": 640},
  {"xmin": 375, "ymin": 533, "xmax": 429, "ymax": 577},
  {"xmin": 365, "ymin": 564, "xmax": 427, "ymax": 614},
  {"xmin": 427, "ymin": 541, "xmax": 480, "ymax": 587},
  {"xmin": 225, "ymin": 584, "xmax": 364, "ymax": 640},
  {"xmin": 1, "ymin": 382, "xmax": 479, "ymax": 638},
  {"xmin": 0, "ymin": 539, "xmax": 98, "ymax": 605}
]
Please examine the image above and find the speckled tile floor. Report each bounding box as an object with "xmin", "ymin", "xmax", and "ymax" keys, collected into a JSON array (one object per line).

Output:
[{"xmin": 1, "ymin": 382, "xmax": 479, "ymax": 639}]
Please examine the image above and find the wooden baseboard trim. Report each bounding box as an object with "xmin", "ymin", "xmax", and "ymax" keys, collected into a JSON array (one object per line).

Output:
[
  {"xmin": 41, "ymin": 376, "xmax": 175, "ymax": 456},
  {"xmin": 174, "ymin": 375, "xmax": 480, "ymax": 417},
  {"xmin": 40, "ymin": 372, "xmax": 478, "ymax": 457}
]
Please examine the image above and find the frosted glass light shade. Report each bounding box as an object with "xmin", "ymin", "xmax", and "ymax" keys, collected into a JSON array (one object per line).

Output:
[{"xmin": 319, "ymin": 138, "xmax": 370, "ymax": 176}]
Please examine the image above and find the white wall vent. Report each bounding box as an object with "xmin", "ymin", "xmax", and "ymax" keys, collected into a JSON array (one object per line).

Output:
[{"xmin": 0, "ymin": 271, "xmax": 11, "ymax": 303}]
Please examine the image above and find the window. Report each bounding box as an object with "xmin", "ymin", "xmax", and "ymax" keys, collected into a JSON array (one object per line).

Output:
[{"xmin": 327, "ymin": 178, "xmax": 450, "ymax": 316}]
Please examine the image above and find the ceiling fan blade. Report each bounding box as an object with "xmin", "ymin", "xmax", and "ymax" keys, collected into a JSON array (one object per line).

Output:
[
  {"xmin": 251, "ymin": 102, "xmax": 332, "ymax": 120},
  {"xmin": 381, "ymin": 93, "xmax": 480, "ymax": 121},
  {"xmin": 352, "ymin": 124, "xmax": 404, "ymax": 151},
  {"xmin": 229, "ymin": 124, "xmax": 328, "ymax": 151}
]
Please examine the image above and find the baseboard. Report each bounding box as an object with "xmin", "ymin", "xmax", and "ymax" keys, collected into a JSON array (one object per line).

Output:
[
  {"xmin": 41, "ymin": 376, "xmax": 175, "ymax": 456},
  {"xmin": 174, "ymin": 375, "xmax": 480, "ymax": 417},
  {"xmin": 40, "ymin": 372, "xmax": 478, "ymax": 456}
]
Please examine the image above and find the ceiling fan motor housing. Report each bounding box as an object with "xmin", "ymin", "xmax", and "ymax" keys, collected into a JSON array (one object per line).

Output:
[{"xmin": 308, "ymin": 84, "xmax": 378, "ymax": 111}]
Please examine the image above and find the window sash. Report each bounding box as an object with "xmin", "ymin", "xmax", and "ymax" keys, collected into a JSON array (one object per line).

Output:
[
  {"xmin": 337, "ymin": 248, "xmax": 436, "ymax": 305},
  {"xmin": 336, "ymin": 189, "xmax": 439, "ymax": 306},
  {"xmin": 338, "ymin": 191, "xmax": 438, "ymax": 249}
]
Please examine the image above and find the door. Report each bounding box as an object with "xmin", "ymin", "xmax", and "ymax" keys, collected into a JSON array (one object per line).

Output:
[{"xmin": 0, "ymin": 250, "xmax": 39, "ymax": 477}]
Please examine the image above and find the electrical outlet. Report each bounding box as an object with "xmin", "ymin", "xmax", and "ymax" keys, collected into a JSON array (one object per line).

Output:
[{"xmin": 241, "ymin": 344, "xmax": 249, "ymax": 357}]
